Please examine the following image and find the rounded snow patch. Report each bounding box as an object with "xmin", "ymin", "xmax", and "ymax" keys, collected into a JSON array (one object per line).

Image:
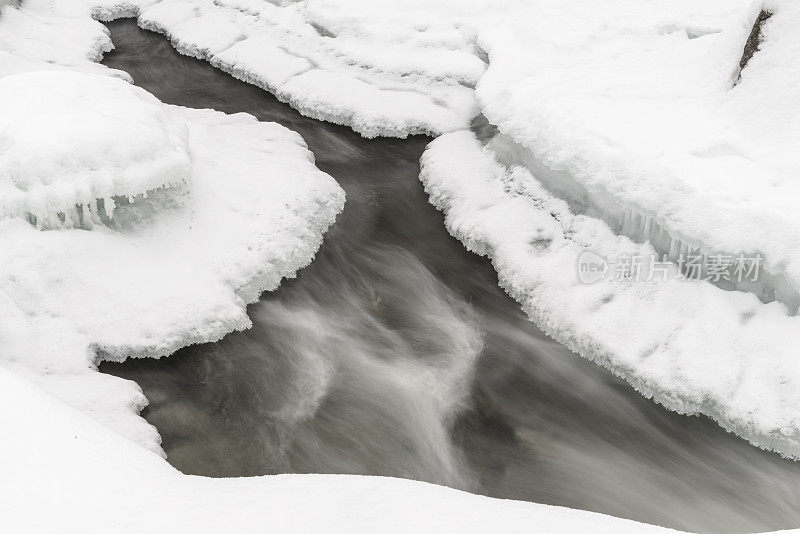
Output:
[{"xmin": 0, "ymin": 70, "xmax": 190, "ymax": 228}]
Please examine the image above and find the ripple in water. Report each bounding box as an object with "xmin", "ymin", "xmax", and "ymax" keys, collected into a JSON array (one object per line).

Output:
[{"xmin": 100, "ymin": 19, "xmax": 800, "ymax": 533}]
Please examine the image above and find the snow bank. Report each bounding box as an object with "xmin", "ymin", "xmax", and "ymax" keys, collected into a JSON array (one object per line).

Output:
[
  {"xmin": 451, "ymin": 0, "xmax": 800, "ymax": 456},
  {"xmin": 0, "ymin": 2, "xmax": 344, "ymax": 452},
  {"xmin": 421, "ymin": 130, "xmax": 800, "ymax": 459},
  {"xmin": 0, "ymin": 70, "xmax": 190, "ymax": 227},
  {"xmin": 0, "ymin": 366, "xmax": 676, "ymax": 533}
]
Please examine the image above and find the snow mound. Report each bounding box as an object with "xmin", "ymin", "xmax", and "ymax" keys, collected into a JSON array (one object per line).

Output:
[
  {"xmin": 0, "ymin": 70, "xmax": 190, "ymax": 228},
  {"xmin": 421, "ymin": 130, "xmax": 800, "ymax": 459}
]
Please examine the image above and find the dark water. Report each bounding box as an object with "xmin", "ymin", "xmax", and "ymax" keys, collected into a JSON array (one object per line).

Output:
[{"xmin": 99, "ymin": 19, "xmax": 800, "ymax": 533}]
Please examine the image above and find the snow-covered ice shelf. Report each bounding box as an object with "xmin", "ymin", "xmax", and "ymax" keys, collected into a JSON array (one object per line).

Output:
[
  {"xmin": 91, "ymin": 0, "xmax": 483, "ymax": 137},
  {"xmin": 0, "ymin": 0, "xmax": 345, "ymax": 453},
  {"xmin": 0, "ymin": 70, "xmax": 190, "ymax": 228},
  {"xmin": 461, "ymin": 0, "xmax": 800, "ymax": 457},
  {"xmin": 421, "ymin": 129, "xmax": 800, "ymax": 460}
]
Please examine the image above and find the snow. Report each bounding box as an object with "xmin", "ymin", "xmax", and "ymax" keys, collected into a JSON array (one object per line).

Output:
[
  {"xmin": 0, "ymin": 366, "xmax": 676, "ymax": 533},
  {"xmin": 0, "ymin": 0, "xmax": 116, "ymax": 74},
  {"xmin": 0, "ymin": 89, "xmax": 345, "ymax": 451},
  {"xmin": 449, "ymin": 0, "xmax": 800, "ymax": 457},
  {"xmin": 477, "ymin": 0, "xmax": 800, "ymax": 309}
]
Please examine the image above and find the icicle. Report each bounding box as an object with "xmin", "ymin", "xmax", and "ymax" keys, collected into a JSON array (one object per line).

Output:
[
  {"xmin": 669, "ymin": 237, "xmax": 679, "ymax": 259},
  {"xmin": 80, "ymin": 204, "xmax": 92, "ymax": 230},
  {"xmin": 642, "ymin": 214, "xmax": 653, "ymax": 241},
  {"xmin": 104, "ymin": 197, "xmax": 115, "ymax": 220},
  {"xmin": 69, "ymin": 205, "xmax": 81, "ymax": 229},
  {"xmin": 88, "ymin": 200, "xmax": 102, "ymax": 226}
]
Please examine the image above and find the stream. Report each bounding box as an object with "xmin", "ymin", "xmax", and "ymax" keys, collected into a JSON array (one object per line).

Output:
[{"xmin": 99, "ymin": 19, "xmax": 800, "ymax": 533}]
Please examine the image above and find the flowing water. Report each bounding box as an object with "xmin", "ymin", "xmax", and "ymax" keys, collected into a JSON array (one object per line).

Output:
[{"xmin": 99, "ymin": 19, "xmax": 800, "ymax": 533}]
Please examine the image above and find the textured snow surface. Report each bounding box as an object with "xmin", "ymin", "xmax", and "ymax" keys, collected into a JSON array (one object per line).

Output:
[
  {"xmin": 0, "ymin": 367, "xmax": 676, "ymax": 533},
  {"xmin": 0, "ymin": 85, "xmax": 344, "ymax": 450},
  {"xmin": 469, "ymin": 0, "xmax": 800, "ymax": 457}
]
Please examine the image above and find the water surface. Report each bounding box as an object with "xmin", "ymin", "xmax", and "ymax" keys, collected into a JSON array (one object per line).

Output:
[{"xmin": 100, "ymin": 19, "xmax": 800, "ymax": 533}]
